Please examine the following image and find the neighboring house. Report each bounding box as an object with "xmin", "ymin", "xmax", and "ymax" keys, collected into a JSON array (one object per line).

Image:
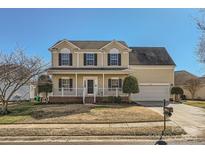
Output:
[
  {"xmin": 0, "ymin": 83, "xmax": 30, "ymax": 101},
  {"xmin": 47, "ymin": 39, "xmax": 175, "ymax": 103},
  {"xmin": 175, "ymin": 70, "xmax": 205, "ymax": 100}
]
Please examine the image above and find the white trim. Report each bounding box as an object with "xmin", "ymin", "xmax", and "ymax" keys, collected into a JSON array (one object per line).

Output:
[
  {"xmin": 129, "ymin": 65, "xmax": 175, "ymax": 69},
  {"xmin": 99, "ymin": 40, "xmax": 131, "ymax": 51},
  {"xmin": 83, "ymin": 76, "xmax": 98, "ymax": 96},
  {"xmin": 59, "ymin": 52, "xmax": 71, "ymax": 66},
  {"xmin": 49, "ymin": 39, "xmax": 80, "ymax": 51},
  {"xmin": 139, "ymin": 83, "xmax": 170, "ymax": 86},
  {"xmin": 60, "ymin": 48, "xmax": 71, "ymax": 53},
  {"xmin": 79, "ymin": 51, "xmax": 99, "ymax": 53},
  {"xmin": 48, "ymin": 70, "xmax": 130, "ymax": 75},
  {"xmin": 101, "ymin": 52, "xmax": 103, "ymax": 66},
  {"xmin": 77, "ymin": 52, "xmax": 79, "ymax": 67},
  {"xmin": 61, "ymin": 77, "xmax": 70, "ymax": 79},
  {"xmin": 109, "ymin": 48, "xmax": 120, "ymax": 54},
  {"xmin": 111, "ymin": 77, "xmax": 119, "ymax": 79}
]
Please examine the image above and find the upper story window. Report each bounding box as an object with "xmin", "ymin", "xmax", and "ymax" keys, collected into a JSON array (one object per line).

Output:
[
  {"xmin": 108, "ymin": 48, "xmax": 121, "ymax": 66},
  {"xmin": 59, "ymin": 48, "xmax": 72, "ymax": 66},
  {"xmin": 84, "ymin": 53, "xmax": 97, "ymax": 66},
  {"xmin": 110, "ymin": 54, "xmax": 119, "ymax": 65},
  {"xmin": 61, "ymin": 53, "xmax": 70, "ymax": 65}
]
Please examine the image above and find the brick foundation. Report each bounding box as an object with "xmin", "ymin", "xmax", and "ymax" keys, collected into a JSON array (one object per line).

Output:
[
  {"xmin": 49, "ymin": 96, "xmax": 129, "ymax": 104},
  {"xmin": 49, "ymin": 96, "xmax": 83, "ymax": 104}
]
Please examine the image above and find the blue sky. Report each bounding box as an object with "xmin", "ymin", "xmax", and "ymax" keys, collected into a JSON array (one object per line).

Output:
[{"xmin": 0, "ymin": 8, "xmax": 203, "ymax": 76}]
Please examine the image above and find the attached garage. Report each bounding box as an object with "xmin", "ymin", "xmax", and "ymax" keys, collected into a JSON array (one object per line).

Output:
[{"xmin": 131, "ymin": 84, "xmax": 170, "ymax": 101}]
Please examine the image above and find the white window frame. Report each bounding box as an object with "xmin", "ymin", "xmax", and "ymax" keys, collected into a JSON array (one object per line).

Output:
[
  {"xmin": 110, "ymin": 54, "xmax": 119, "ymax": 66},
  {"xmin": 60, "ymin": 48, "xmax": 71, "ymax": 66},
  {"xmin": 111, "ymin": 79, "xmax": 119, "ymax": 89},
  {"xmin": 61, "ymin": 79, "xmax": 70, "ymax": 91},
  {"xmin": 109, "ymin": 48, "xmax": 119, "ymax": 66},
  {"xmin": 85, "ymin": 53, "xmax": 95, "ymax": 66},
  {"xmin": 61, "ymin": 53, "xmax": 70, "ymax": 66}
]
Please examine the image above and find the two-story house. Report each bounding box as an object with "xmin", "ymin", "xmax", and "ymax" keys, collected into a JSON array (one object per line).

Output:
[{"xmin": 47, "ymin": 39, "xmax": 175, "ymax": 103}]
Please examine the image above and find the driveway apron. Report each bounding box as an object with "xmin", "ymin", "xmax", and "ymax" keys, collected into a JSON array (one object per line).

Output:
[{"xmin": 148, "ymin": 103, "xmax": 205, "ymax": 137}]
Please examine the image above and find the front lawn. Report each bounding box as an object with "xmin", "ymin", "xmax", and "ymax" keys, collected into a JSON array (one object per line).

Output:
[
  {"xmin": 184, "ymin": 101, "xmax": 205, "ymax": 109},
  {"xmin": 0, "ymin": 102, "xmax": 164, "ymax": 124}
]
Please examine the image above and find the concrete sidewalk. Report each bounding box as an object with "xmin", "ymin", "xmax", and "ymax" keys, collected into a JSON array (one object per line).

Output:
[{"xmin": 0, "ymin": 135, "xmax": 204, "ymax": 145}]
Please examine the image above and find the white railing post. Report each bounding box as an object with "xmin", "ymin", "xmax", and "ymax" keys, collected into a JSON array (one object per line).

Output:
[
  {"xmin": 116, "ymin": 88, "xmax": 118, "ymax": 97},
  {"xmin": 62, "ymin": 87, "xmax": 64, "ymax": 96},
  {"xmin": 83, "ymin": 88, "xmax": 85, "ymax": 104},
  {"xmin": 75, "ymin": 73, "xmax": 78, "ymax": 96},
  {"xmin": 102, "ymin": 73, "xmax": 104, "ymax": 96},
  {"xmin": 94, "ymin": 87, "xmax": 96, "ymax": 103}
]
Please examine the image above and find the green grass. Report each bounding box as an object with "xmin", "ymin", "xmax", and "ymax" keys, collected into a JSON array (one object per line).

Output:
[
  {"xmin": 184, "ymin": 101, "xmax": 205, "ymax": 109},
  {"xmin": 0, "ymin": 102, "xmax": 34, "ymax": 124}
]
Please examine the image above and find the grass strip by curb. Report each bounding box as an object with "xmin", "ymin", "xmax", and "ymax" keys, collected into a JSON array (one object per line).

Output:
[{"xmin": 0, "ymin": 126, "xmax": 186, "ymax": 136}]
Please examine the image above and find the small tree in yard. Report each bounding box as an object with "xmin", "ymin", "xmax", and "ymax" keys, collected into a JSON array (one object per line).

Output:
[
  {"xmin": 0, "ymin": 48, "xmax": 46, "ymax": 115},
  {"xmin": 123, "ymin": 75, "xmax": 139, "ymax": 103},
  {"xmin": 37, "ymin": 75, "xmax": 52, "ymax": 103},
  {"xmin": 184, "ymin": 78, "xmax": 202, "ymax": 100},
  {"xmin": 171, "ymin": 87, "xmax": 184, "ymax": 102}
]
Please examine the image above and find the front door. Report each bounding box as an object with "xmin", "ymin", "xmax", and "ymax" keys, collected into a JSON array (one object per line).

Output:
[{"xmin": 87, "ymin": 80, "xmax": 94, "ymax": 94}]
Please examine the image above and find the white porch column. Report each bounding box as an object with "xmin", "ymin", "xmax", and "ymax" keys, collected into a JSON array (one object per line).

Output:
[
  {"xmin": 75, "ymin": 73, "xmax": 78, "ymax": 96},
  {"xmin": 102, "ymin": 73, "xmax": 104, "ymax": 96}
]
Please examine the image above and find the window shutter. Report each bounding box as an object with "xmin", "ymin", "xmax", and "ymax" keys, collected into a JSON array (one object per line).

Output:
[
  {"xmin": 69, "ymin": 79, "xmax": 73, "ymax": 91},
  {"xmin": 108, "ymin": 54, "xmax": 110, "ymax": 66},
  {"xmin": 69, "ymin": 53, "xmax": 72, "ymax": 66},
  {"xmin": 94, "ymin": 53, "xmax": 97, "ymax": 66},
  {"xmin": 108, "ymin": 79, "xmax": 111, "ymax": 90},
  {"xmin": 59, "ymin": 53, "xmax": 61, "ymax": 66},
  {"xmin": 84, "ymin": 53, "xmax": 86, "ymax": 66},
  {"xmin": 59, "ymin": 79, "xmax": 62, "ymax": 91},
  {"xmin": 118, "ymin": 54, "xmax": 121, "ymax": 66},
  {"xmin": 119, "ymin": 79, "xmax": 122, "ymax": 88}
]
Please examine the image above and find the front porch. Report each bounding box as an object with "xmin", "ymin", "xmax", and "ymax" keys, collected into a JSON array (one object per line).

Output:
[{"xmin": 50, "ymin": 72, "xmax": 129, "ymax": 103}]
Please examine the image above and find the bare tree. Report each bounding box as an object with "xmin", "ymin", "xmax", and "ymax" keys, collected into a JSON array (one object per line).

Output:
[
  {"xmin": 197, "ymin": 9, "xmax": 205, "ymax": 65},
  {"xmin": 184, "ymin": 78, "xmax": 202, "ymax": 100},
  {"xmin": 0, "ymin": 48, "xmax": 47, "ymax": 114}
]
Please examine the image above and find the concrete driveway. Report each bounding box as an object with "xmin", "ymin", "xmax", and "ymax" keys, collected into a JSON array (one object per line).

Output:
[
  {"xmin": 136, "ymin": 101, "xmax": 171, "ymax": 107},
  {"xmin": 148, "ymin": 103, "xmax": 205, "ymax": 137}
]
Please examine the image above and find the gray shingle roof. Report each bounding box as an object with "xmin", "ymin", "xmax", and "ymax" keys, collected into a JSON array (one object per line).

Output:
[
  {"xmin": 129, "ymin": 47, "xmax": 175, "ymax": 65},
  {"xmin": 70, "ymin": 41, "xmax": 128, "ymax": 49},
  {"xmin": 51, "ymin": 39, "xmax": 128, "ymax": 49},
  {"xmin": 50, "ymin": 40, "xmax": 175, "ymax": 65}
]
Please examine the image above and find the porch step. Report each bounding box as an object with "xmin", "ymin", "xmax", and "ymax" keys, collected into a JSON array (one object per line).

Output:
[{"xmin": 85, "ymin": 97, "xmax": 95, "ymax": 104}]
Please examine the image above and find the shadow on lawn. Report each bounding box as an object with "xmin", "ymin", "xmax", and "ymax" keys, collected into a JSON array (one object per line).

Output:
[
  {"xmin": 31, "ymin": 105, "xmax": 93, "ymax": 119},
  {"xmin": 31, "ymin": 103, "xmax": 134, "ymax": 120}
]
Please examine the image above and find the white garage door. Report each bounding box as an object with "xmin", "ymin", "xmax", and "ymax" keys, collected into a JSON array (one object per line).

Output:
[{"xmin": 131, "ymin": 85, "xmax": 170, "ymax": 101}]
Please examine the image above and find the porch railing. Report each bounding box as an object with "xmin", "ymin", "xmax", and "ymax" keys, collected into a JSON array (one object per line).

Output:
[{"xmin": 52, "ymin": 88, "xmax": 127, "ymax": 97}]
